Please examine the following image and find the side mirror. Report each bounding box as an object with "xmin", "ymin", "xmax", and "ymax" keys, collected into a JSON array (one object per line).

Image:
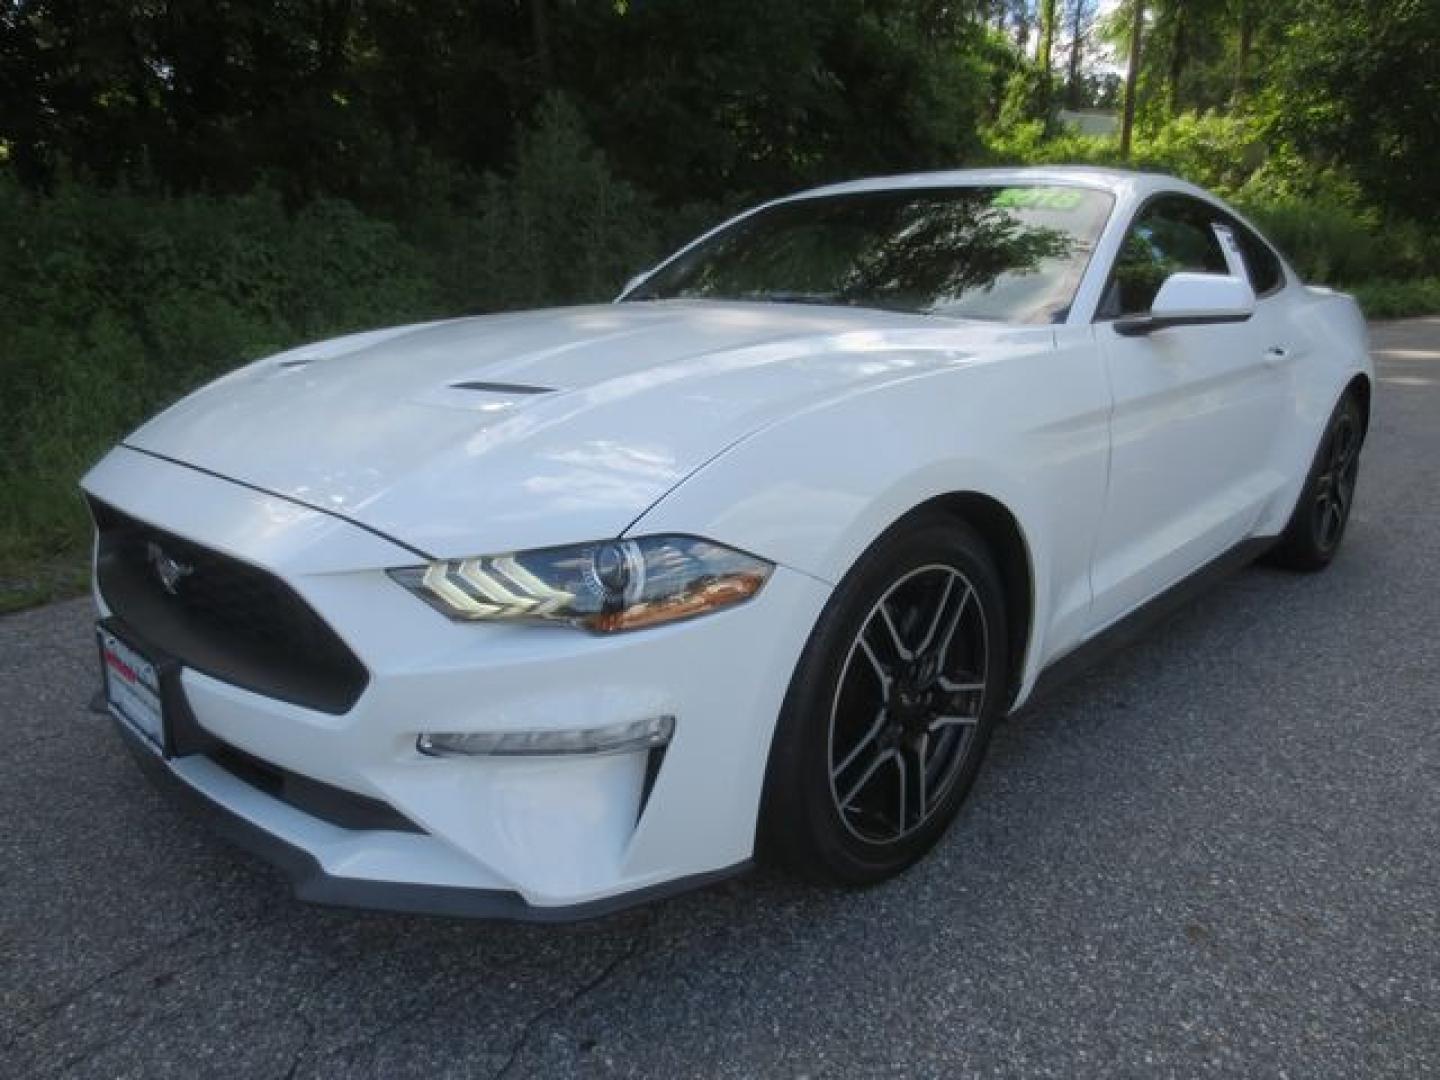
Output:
[{"xmin": 1114, "ymin": 272, "xmax": 1255, "ymax": 337}]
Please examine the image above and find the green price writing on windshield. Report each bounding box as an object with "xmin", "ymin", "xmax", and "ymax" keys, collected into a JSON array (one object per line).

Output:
[{"xmin": 992, "ymin": 187, "xmax": 1085, "ymax": 211}]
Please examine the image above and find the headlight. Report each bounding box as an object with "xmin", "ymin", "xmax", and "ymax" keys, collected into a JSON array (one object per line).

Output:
[{"xmin": 388, "ymin": 535, "xmax": 773, "ymax": 632}]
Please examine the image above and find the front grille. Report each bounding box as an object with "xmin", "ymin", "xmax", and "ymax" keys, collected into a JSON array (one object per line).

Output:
[{"xmin": 91, "ymin": 499, "xmax": 369, "ymax": 714}]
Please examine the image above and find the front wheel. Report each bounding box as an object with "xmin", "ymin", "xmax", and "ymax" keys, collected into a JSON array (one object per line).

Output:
[
  {"xmin": 760, "ymin": 515, "xmax": 1009, "ymax": 885},
  {"xmin": 1267, "ymin": 392, "xmax": 1365, "ymax": 572}
]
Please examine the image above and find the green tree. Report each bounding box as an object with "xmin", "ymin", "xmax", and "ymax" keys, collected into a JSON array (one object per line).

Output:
[{"xmin": 1264, "ymin": 0, "xmax": 1440, "ymax": 220}]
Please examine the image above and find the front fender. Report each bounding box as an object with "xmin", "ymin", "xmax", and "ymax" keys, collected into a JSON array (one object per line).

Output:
[{"xmin": 627, "ymin": 331, "xmax": 1113, "ymax": 701}]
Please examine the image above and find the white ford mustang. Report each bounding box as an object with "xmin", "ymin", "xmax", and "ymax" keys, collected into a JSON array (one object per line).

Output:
[{"xmin": 84, "ymin": 167, "xmax": 1372, "ymax": 919}]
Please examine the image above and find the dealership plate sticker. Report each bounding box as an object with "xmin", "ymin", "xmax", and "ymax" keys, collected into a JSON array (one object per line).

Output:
[{"xmin": 99, "ymin": 628, "xmax": 165, "ymax": 753}]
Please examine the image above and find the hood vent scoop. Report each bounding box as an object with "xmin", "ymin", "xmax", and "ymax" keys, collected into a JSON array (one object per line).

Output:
[{"xmin": 450, "ymin": 380, "xmax": 555, "ymax": 395}]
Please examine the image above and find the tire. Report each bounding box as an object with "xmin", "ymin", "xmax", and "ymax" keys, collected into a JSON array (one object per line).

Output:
[
  {"xmin": 759, "ymin": 513, "xmax": 1010, "ymax": 885},
  {"xmin": 1267, "ymin": 392, "xmax": 1365, "ymax": 572}
]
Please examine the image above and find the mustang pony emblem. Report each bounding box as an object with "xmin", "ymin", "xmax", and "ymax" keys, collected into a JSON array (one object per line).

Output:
[{"xmin": 146, "ymin": 541, "xmax": 193, "ymax": 595}]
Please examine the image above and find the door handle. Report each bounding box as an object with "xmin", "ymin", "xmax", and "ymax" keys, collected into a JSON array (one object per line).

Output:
[{"xmin": 1263, "ymin": 345, "xmax": 1290, "ymax": 365}]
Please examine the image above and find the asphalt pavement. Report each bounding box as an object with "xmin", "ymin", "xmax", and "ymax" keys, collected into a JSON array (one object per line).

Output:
[{"xmin": 2, "ymin": 319, "xmax": 1437, "ymax": 1079}]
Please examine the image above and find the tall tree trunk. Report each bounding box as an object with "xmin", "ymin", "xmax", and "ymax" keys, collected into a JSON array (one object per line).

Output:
[
  {"xmin": 1036, "ymin": 0, "xmax": 1058, "ymax": 125},
  {"xmin": 1037, "ymin": 0, "xmax": 1058, "ymax": 76},
  {"xmin": 1120, "ymin": 0, "xmax": 1145, "ymax": 157},
  {"xmin": 1234, "ymin": 0, "xmax": 1254, "ymax": 106},
  {"xmin": 1167, "ymin": 3, "xmax": 1188, "ymax": 115},
  {"xmin": 1066, "ymin": 0, "xmax": 1089, "ymax": 109}
]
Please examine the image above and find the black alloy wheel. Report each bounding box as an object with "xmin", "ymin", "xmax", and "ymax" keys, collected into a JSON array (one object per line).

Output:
[
  {"xmin": 761, "ymin": 514, "xmax": 1009, "ymax": 884},
  {"xmin": 1269, "ymin": 391, "xmax": 1365, "ymax": 571},
  {"xmin": 828, "ymin": 564, "xmax": 988, "ymax": 845},
  {"xmin": 1311, "ymin": 405, "xmax": 1362, "ymax": 555}
]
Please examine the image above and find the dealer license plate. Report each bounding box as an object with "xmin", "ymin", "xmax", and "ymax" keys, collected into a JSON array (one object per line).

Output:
[{"xmin": 98, "ymin": 626, "xmax": 166, "ymax": 754}]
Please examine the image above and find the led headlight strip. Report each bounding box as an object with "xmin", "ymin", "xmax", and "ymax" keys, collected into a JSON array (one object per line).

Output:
[
  {"xmin": 418, "ymin": 557, "xmax": 574, "ymax": 619},
  {"xmin": 389, "ymin": 535, "xmax": 773, "ymax": 632}
]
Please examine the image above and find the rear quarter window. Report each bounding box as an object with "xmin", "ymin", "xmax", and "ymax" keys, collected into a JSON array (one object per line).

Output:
[{"xmin": 1231, "ymin": 221, "xmax": 1286, "ymax": 296}]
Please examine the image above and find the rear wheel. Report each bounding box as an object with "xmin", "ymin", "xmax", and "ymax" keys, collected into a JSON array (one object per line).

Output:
[
  {"xmin": 760, "ymin": 515, "xmax": 1009, "ymax": 884},
  {"xmin": 1268, "ymin": 392, "xmax": 1364, "ymax": 572}
]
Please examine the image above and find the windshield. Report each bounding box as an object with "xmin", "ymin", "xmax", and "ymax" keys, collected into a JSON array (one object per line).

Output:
[{"xmin": 627, "ymin": 185, "xmax": 1114, "ymax": 324}]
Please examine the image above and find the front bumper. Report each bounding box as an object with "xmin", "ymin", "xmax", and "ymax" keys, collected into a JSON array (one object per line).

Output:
[
  {"xmin": 83, "ymin": 446, "xmax": 831, "ymax": 918},
  {"xmin": 106, "ymin": 707, "xmax": 749, "ymax": 921}
]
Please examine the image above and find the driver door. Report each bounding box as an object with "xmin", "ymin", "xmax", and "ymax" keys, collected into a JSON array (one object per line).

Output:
[{"xmin": 1089, "ymin": 195, "xmax": 1290, "ymax": 629}]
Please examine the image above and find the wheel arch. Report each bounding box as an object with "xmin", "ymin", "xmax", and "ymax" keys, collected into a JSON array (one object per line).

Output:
[
  {"xmin": 881, "ymin": 491, "xmax": 1036, "ymax": 711},
  {"xmin": 1346, "ymin": 372, "xmax": 1372, "ymax": 437},
  {"xmin": 751, "ymin": 485, "xmax": 1040, "ymax": 872}
]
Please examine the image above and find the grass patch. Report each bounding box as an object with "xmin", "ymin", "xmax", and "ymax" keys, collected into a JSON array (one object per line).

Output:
[
  {"xmin": 0, "ymin": 553, "xmax": 90, "ymax": 615},
  {"xmin": 1351, "ymin": 278, "xmax": 1440, "ymax": 319},
  {"xmin": 0, "ymin": 480, "xmax": 93, "ymax": 614}
]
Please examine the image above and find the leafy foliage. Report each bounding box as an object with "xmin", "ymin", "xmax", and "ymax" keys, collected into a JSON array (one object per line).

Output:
[
  {"xmin": 425, "ymin": 96, "xmax": 660, "ymax": 313},
  {"xmin": 1263, "ymin": 0, "xmax": 1440, "ymax": 221},
  {"xmin": 0, "ymin": 178, "xmax": 437, "ymax": 573},
  {"xmin": 0, "ymin": 98, "xmax": 664, "ymax": 602},
  {"xmin": 0, "ymin": 0, "xmax": 1437, "ymax": 607}
]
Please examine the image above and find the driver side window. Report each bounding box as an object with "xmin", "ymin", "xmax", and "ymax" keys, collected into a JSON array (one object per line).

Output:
[{"xmin": 1098, "ymin": 197, "xmax": 1229, "ymax": 319}]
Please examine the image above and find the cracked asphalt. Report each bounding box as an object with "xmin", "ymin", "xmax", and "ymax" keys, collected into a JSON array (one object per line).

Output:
[{"xmin": 3, "ymin": 319, "xmax": 1438, "ymax": 1079}]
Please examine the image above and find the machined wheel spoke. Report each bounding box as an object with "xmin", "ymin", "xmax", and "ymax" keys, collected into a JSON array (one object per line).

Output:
[
  {"xmin": 856, "ymin": 635, "xmax": 892, "ymax": 691},
  {"xmin": 930, "ymin": 582, "xmax": 974, "ymax": 670},
  {"xmin": 912, "ymin": 575, "xmax": 956, "ymax": 658},
  {"xmin": 936, "ymin": 675, "xmax": 985, "ymax": 694},
  {"xmin": 909, "ymin": 734, "xmax": 931, "ymax": 823},
  {"xmin": 929, "ymin": 714, "xmax": 979, "ymax": 731},
  {"xmin": 935, "ymin": 672, "xmax": 984, "ymax": 722},
  {"xmin": 1317, "ymin": 488, "xmax": 1342, "ymax": 541},
  {"xmin": 832, "ymin": 708, "xmax": 887, "ymax": 781},
  {"xmin": 876, "ymin": 601, "xmax": 914, "ymax": 662},
  {"xmin": 841, "ymin": 747, "xmax": 899, "ymax": 811},
  {"xmin": 1332, "ymin": 423, "xmax": 1356, "ymax": 471}
]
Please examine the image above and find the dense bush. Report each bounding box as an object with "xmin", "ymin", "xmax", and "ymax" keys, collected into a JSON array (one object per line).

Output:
[
  {"xmin": 0, "ymin": 181, "xmax": 438, "ymax": 593},
  {"xmin": 4, "ymin": 93, "xmax": 1440, "ymax": 611},
  {"xmin": 425, "ymin": 97, "xmax": 662, "ymax": 314},
  {"xmin": 1349, "ymin": 279, "xmax": 1440, "ymax": 321},
  {"xmin": 1243, "ymin": 203, "xmax": 1436, "ymax": 286},
  {"xmin": 0, "ymin": 101, "xmax": 672, "ymax": 608}
]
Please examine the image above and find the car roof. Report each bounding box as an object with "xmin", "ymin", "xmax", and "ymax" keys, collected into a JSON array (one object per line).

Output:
[{"xmin": 790, "ymin": 166, "xmax": 1206, "ymax": 203}]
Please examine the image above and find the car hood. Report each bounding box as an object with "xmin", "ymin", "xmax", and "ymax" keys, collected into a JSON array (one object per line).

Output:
[{"xmin": 125, "ymin": 300, "xmax": 1035, "ymax": 557}]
